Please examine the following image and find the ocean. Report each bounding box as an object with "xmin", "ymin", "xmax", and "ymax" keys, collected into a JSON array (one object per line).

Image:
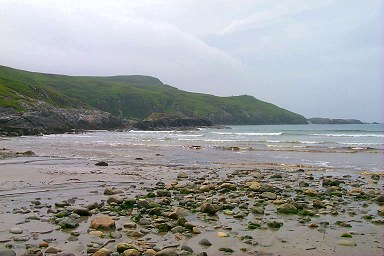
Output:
[{"xmin": 2, "ymin": 124, "xmax": 383, "ymax": 175}]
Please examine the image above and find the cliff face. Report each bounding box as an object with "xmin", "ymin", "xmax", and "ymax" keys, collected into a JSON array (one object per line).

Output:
[{"xmin": 0, "ymin": 103, "xmax": 123, "ymax": 136}]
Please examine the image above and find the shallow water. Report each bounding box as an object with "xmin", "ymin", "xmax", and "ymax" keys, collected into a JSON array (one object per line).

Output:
[{"xmin": 1, "ymin": 124, "xmax": 383, "ymax": 174}]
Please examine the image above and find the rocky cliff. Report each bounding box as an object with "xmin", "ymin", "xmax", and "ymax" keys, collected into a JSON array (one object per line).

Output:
[{"xmin": 0, "ymin": 102, "xmax": 123, "ymax": 136}]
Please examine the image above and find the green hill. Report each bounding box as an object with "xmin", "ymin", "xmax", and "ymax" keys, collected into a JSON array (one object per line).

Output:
[{"xmin": 0, "ymin": 65, "xmax": 307, "ymax": 126}]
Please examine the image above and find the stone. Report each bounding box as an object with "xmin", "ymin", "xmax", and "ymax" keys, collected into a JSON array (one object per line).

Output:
[
  {"xmin": 171, "ymin": 226, "xmax": 184, "ymax": 233},
  {"xmin": 250, "ymin": 206, "xmax": 265, "ymax": 214},
  {"xmin": 181, "ymin": 245, "xmax": 193, "ymax": 253},
  {"xmin": 73, "ymin": 207, "xmax": 91, "ymax": 216},
  {"xmin": 55, "ymin": 210, "xmax": 70, "ymax": 218},
  {"xmin": 198, "ymin": 238, "xmax": 212, "ymax": 246},
  {"xmin": 192, "ymin": 227, "xmax": 201, "ymax": 234},
  {"xmin": 260, "ymin": 192, "xmax": 277, "ymax": 200},
  {"xmin": 277, "ymin": 203, "xmax": 298, "ymax": 214},
  {"xmin": 155, "ymin": 248, "xmax": 178, "ymax": 256},
  {"xmin": 104, "ymin": 187, "xmax": 123, "ymax": 195},
  {"xmin": 337, "ymin": 240, "xmax": 356, "ymax": 246},
  {"xmin": 107, "ymin": 195, "xmax": 124, "ymax": 205},
  {"xmin": 23, "ymin": 247, "xmax": 42, "ymax": 256},
  {"xmin": 219, "ymin": 248, "xmax": 234, "ymax": 253},
  {"xmin": 13, "ymin": 235, "xmax": 30, "ymax": 242},
  {"xmin": 126, "ymin": 230, "xmax": 144, "ymax": 237},
  {"xmin": 376, "ymin": 194, "xmax": 384, "ymax": 205},
  {"xmin": 89, "ymin": 230, "xmax": 104, "ymax": 237},
  {"xmin": 184, "ymin": 222, "xmax": 195, "ymax": 230},
  {"xmin": 248, "ymin": 182, "xmax": 262, "ymax": 191},
  {"xmin": 200, "ymin": 203, "xmax": 221, "ymax": 214},
  {"xmin": 177, "ymin": 173, "xmax": 189, "ymax": 179},
  {"xmin": 92, "ymin": 248, "xmax": 112, "ymax": 256},
  {"xmin": 144, "ymin": 249, "xmax": 157, "ymax": 256},
  {"xmin": 378, "ymin": 206, "xmax": 384, "ymax": 216},
  {"xmin": 313, "ymin": 200, "xmax": 326, "ymax": 209},
  {"xmin": 267, "ymin": 221, "xmax": 283, "ymax": 229},
  {"xmin": 90, "ymin": 216, "xmax": 116, "ymax": 230},
  {"xmin": 199, "ymin": 184, "xmax": 215, "ymax": 192},
  {"xmin": 58, "ymin": 217, "xmax": 79, "ymax": 229},
  {"xmin": 0, "ymin": 249, "xmax": 16, "ymax": 256},
  {"xmin": 88, "ymin": 202, "xmax": 103, "ymax": 210},
  {"xmin": 9, "ymin": 227, "xmax": 23, "ymax": 234},
  {"xmin": 95, "ymin": 161, "xmax": 108, "ymax": 166},
  {"xmin": 45, "ymin": 247, "xmax": 62, "ymax": 254},
  {"xmin": 122, "ymin": 249, "xmax": 141, "ymax": 256},
  {"xmin": 39, "ymin": 241, "xmax": 49, "ymax": 248},
  {"xmin": 322, "ymin": 178, "xmax": 342, "ymax": 186},
  {"xmin": 117, "ymin": 243, "xmax": 137, "ymax": 253},
  {"xmin": 55, "ymin": 200, "xmax": 72, "ymax": 208},
  {"xmin": 136, "ymin": 199, "xmax": 151, "ymax": 208},
  {"xmin": 157, "ymin": 190, "xmax": 172, "ymax": 197},
  {"xmin": 219, "ymin": 183, "xmax": 237, "ymax": 191},
  {"xmin": 217, "ymin": 231, "xmax": 229, "ymax": 237},
  {"xmin": 371, "ymin": 174, "xmax": 380, "ymax": 180}
]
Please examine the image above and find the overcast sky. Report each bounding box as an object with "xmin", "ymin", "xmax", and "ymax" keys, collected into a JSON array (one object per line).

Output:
[{"xmin": 1, "ymin": 0, "xmax": 383, "ymax": 122}]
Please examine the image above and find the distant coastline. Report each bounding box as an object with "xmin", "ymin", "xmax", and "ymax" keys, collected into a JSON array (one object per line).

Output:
[{"xmin": 307, "ymin": 117, "xmax": 367, "ymax": 125}]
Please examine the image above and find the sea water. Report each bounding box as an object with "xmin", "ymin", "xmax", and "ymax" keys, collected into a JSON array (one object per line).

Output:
[{"xmin": 2, "ymin": 124, "xmax": 383, "ymax": 174}]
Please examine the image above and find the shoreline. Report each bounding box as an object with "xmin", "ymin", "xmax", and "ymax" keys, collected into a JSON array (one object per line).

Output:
[{"xmin": 1, "ymin": 146, "xmax": 383, "ymax": 256}]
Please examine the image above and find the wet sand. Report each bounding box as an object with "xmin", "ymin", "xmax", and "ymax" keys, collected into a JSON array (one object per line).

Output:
[{"xmin": 0, "ymin": 144, "xmax": 383, "ymax": 256}]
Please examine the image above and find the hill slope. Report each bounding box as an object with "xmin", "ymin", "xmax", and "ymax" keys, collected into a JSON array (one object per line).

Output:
[{"xmin": 0, "ymin": 65, "xmax": 307, "ymax": 133}]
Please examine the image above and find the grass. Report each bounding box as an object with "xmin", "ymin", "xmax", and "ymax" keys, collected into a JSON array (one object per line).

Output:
[{"xmin": 0, "ymin": 65, "xmax": 307, "ymax": 124}]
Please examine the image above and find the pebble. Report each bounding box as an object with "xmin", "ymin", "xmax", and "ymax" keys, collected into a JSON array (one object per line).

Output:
[
  {"xmin": 217, "ymin": 231, "xmax": 229, "ymax": 237},
  {"xmin": 13, "ymin": 235, "xmax": 30, "ymax": 242},
  {"xmin": 200, "ymin": 203, "xmax": 220, "ymax": 214},
  {"xmin": 122, "ymin": 249, "xmax": 140, "ymax": 256},
  {"xmin": 198, "ymin": 238, "xmax": 212, "ymax": 246},
  {"xmin": 89, "ymin": 231, "xmax": 104, "ymax": 237},
  {"xmin": 337, "ymin": 240, "xmax": 357, "ymax": 246},
  {"xmin": 0, "ymin": 249, "xmax": 16, "ymax": 256},
  {"xmin": 90, "ymin": 216, "xmax": 116, "ymax": 230},
  {"xmin": 45, "ymin": 247, "xmax": 62, "ymax": 254},
  {"xmin": 261, "ymin": 192, "xmax": 277, "ymax": 200},
  {"xmin": 155, "ymin": 248, "xmax": 178, "ymax": 256},
  {"xmin": 9, "ymin": 227, "xmax": 23, "ymax": 234},
  {"xmin": 39, "ymin": 241, "xmax": 49, "ymax": 248}
]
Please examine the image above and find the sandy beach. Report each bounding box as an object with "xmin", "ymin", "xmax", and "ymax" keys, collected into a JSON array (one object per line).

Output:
[{"xmin": 0, "ymin": 133, "xmax": 383, "ymax": 256}]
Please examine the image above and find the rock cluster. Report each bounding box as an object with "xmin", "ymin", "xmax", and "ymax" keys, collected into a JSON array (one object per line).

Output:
[
  {"xmin": 0, "ymin": 104, "xmax": 123, "ymax": 136},
  {"xmin": 4, "ymin": 167, "xmax": 383, "ymax": 255}
]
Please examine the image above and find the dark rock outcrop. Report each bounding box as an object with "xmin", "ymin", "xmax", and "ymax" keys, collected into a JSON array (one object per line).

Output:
[
  {"xmin": 0, "ymin": 103, "xmax": 124, "ymax": 136},
  {"xmin": 133, "ymin": 113, "xmax": 212, "ymax": 130}
]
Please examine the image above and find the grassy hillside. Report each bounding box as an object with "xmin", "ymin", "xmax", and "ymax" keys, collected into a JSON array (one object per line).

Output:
[{"xmin": 0, "ymin": 65, "xmax": 307, "ymax": 125}]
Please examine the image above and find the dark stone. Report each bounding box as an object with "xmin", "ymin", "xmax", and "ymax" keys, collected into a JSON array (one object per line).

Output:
[
  {"xmin": 322, "ymin": 178, "xmax": 342, "ymax": 187},
  {"xmin": 95, "ymin": 161, "xmax": 108, "ymax": 166},
  {"xmin": 181, "ymin": 245, "xmax": 193, "ymax": 253},
  {"xmin": 200, "ymin": 203, "xmax": 221, "ymax": 214},
  {"xmin": 72, "ymin": 207, "xmax": 91, "ymax": 216},
  {"xmin": 198, "ymin": 238, "xmax": 212, "ymax": 246},
  {"xmin": 157, "ymin": 190, "xmax": 172, "ymax": 197}
]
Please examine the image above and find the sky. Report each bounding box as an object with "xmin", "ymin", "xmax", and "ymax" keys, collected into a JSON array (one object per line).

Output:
[{"xmin": 0, "ymin": 0, "xmax": 383, "ymax": 122}]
